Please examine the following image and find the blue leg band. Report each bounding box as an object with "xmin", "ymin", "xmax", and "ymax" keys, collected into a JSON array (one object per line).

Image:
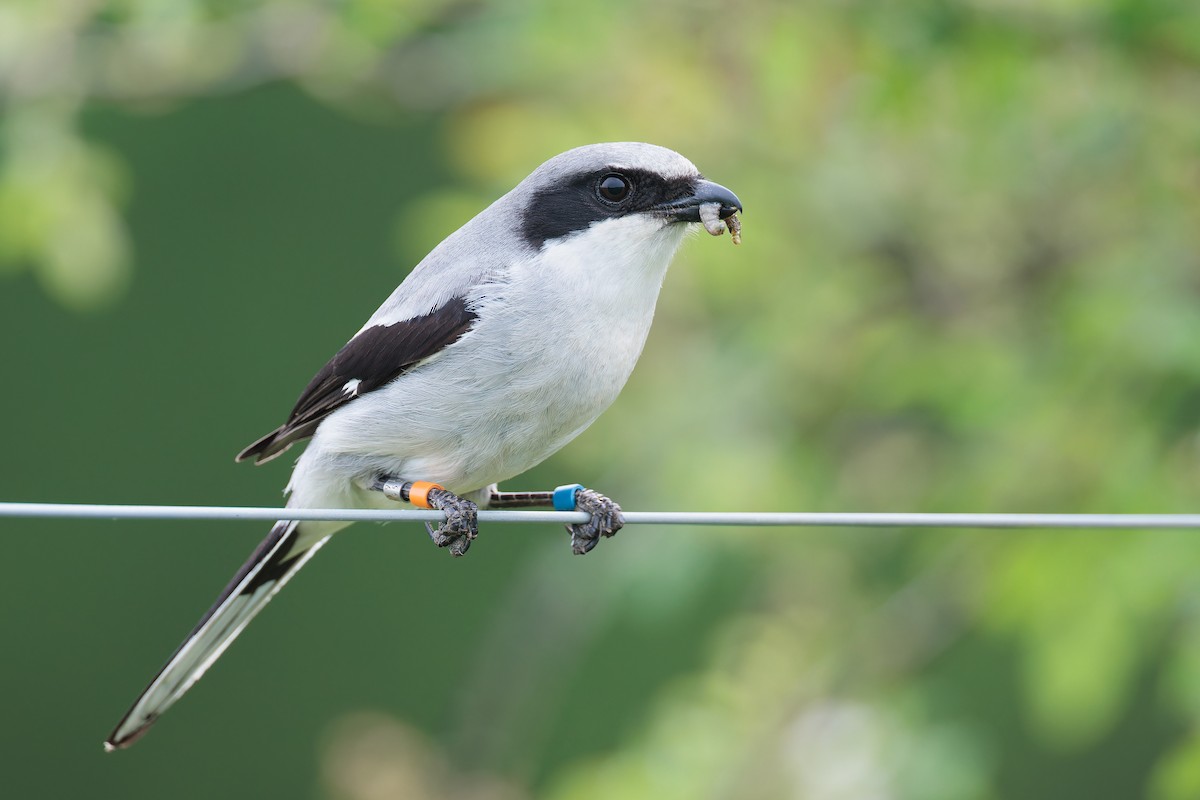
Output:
[{"xmin": 553, "ymin": 484, "xmax": 584, "ymax": 511}]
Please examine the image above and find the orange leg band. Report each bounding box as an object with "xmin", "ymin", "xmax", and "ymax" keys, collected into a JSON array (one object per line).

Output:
[{"xmin": 408, "ymin": 481, "xmax": 444, "ymax": 509}]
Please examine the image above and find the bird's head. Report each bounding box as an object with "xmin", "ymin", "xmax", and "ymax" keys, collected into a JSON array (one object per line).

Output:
[{"xmin": 516, "ymin": 142, "xmax": 742, "ymax": 251}]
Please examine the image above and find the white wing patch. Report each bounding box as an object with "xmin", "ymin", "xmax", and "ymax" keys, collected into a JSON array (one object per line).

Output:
[{"xmin": 342, "ymin": 378, "xmax": 362, "ymax": 396}]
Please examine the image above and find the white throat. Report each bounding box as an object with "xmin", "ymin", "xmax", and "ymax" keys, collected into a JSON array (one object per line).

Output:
[{"xmin": 534, "ymin": 215, "xmax": 688, "ymax": 321}]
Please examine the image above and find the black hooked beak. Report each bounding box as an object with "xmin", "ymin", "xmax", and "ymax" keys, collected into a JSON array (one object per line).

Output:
[{"xmin": 656, "ymin": 179, "xmax": 743, "ymax": 223}]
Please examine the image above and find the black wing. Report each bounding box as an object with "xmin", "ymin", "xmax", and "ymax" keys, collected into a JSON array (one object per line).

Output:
[{"xmin": 237, "ymin": 296, "xmax": 477, "ymax": 464}]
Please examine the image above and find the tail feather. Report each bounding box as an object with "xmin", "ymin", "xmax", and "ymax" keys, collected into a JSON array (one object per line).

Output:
[{"xmin": 104, "ymin": 520, "xmax": 330, "ymax": 750}]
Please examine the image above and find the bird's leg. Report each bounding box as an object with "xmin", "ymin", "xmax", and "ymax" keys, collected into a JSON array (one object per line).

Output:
[
  {"xmin": 374, "ymin": 477, "xmax": 477, "ymax": 557},
  {"xmin": 486, "ymin": 490, "xmax": 554, "ymax": 508},
  {"xmin": 487, "ymin": 484, "xmax": 625, "ymax": 555}
]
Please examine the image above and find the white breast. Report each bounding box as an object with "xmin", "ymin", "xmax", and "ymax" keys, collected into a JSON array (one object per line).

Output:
[{"xmin": 492, "ymin": 214, "xmax": 688, "ymax": 420}]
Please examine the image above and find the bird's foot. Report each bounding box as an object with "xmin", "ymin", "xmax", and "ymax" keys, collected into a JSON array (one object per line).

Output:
[
  {"xmin": 423, "ymin": 487, "xmax": 478, "ymax": 557},
  {"xmin": 375, "ymin": 478, "xmax": 478, "ymax": 557},
  {"xmin": 564, "ymin": 487, "xmax": 624, "ymax": 555}
]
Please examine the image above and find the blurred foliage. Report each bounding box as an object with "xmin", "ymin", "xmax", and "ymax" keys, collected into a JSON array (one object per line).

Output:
[{"xmin": 3, "ymin": 0, "xmax": 1200, "ymax": 798}]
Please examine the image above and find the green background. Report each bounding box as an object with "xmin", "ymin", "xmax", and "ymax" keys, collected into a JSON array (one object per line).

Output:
[{"xmin": 3, "ymin": 2, "xmax": 1200, "ymax": 798}]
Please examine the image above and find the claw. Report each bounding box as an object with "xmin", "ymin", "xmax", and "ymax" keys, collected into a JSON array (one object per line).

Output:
[
  {"xmin": 566, "ymin": 488, "xmax": 624, "ymax": 555},
  {"xmin": 424, "ymin": 488, "xmax": 478, "ymax": 557}
]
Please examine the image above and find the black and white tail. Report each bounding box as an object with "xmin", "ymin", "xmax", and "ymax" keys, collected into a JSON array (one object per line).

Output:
[{"xmin": 104, "ymin": 521, "xmax": 330, "ymax": 750}]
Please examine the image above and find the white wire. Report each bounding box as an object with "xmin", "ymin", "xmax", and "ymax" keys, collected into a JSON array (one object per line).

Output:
[{"xmin": 1, "ymin": 502, "xmax": 1199, "ymax": 529}]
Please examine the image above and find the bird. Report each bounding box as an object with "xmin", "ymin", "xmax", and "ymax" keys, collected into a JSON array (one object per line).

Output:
[{"xmin": 104, "ymin": 142, "xmax": 742, "ymax": 750}]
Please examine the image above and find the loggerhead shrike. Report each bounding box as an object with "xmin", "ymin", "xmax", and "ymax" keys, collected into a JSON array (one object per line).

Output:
[{"xmin": 105, "ymin": 142, "xmax": 742, "ymax": 750}]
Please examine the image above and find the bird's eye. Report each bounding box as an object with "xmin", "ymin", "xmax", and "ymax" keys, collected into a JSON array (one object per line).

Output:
[{"xmin": 597, "ymin": 173, "xmax": 632, "ymax": 203}]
